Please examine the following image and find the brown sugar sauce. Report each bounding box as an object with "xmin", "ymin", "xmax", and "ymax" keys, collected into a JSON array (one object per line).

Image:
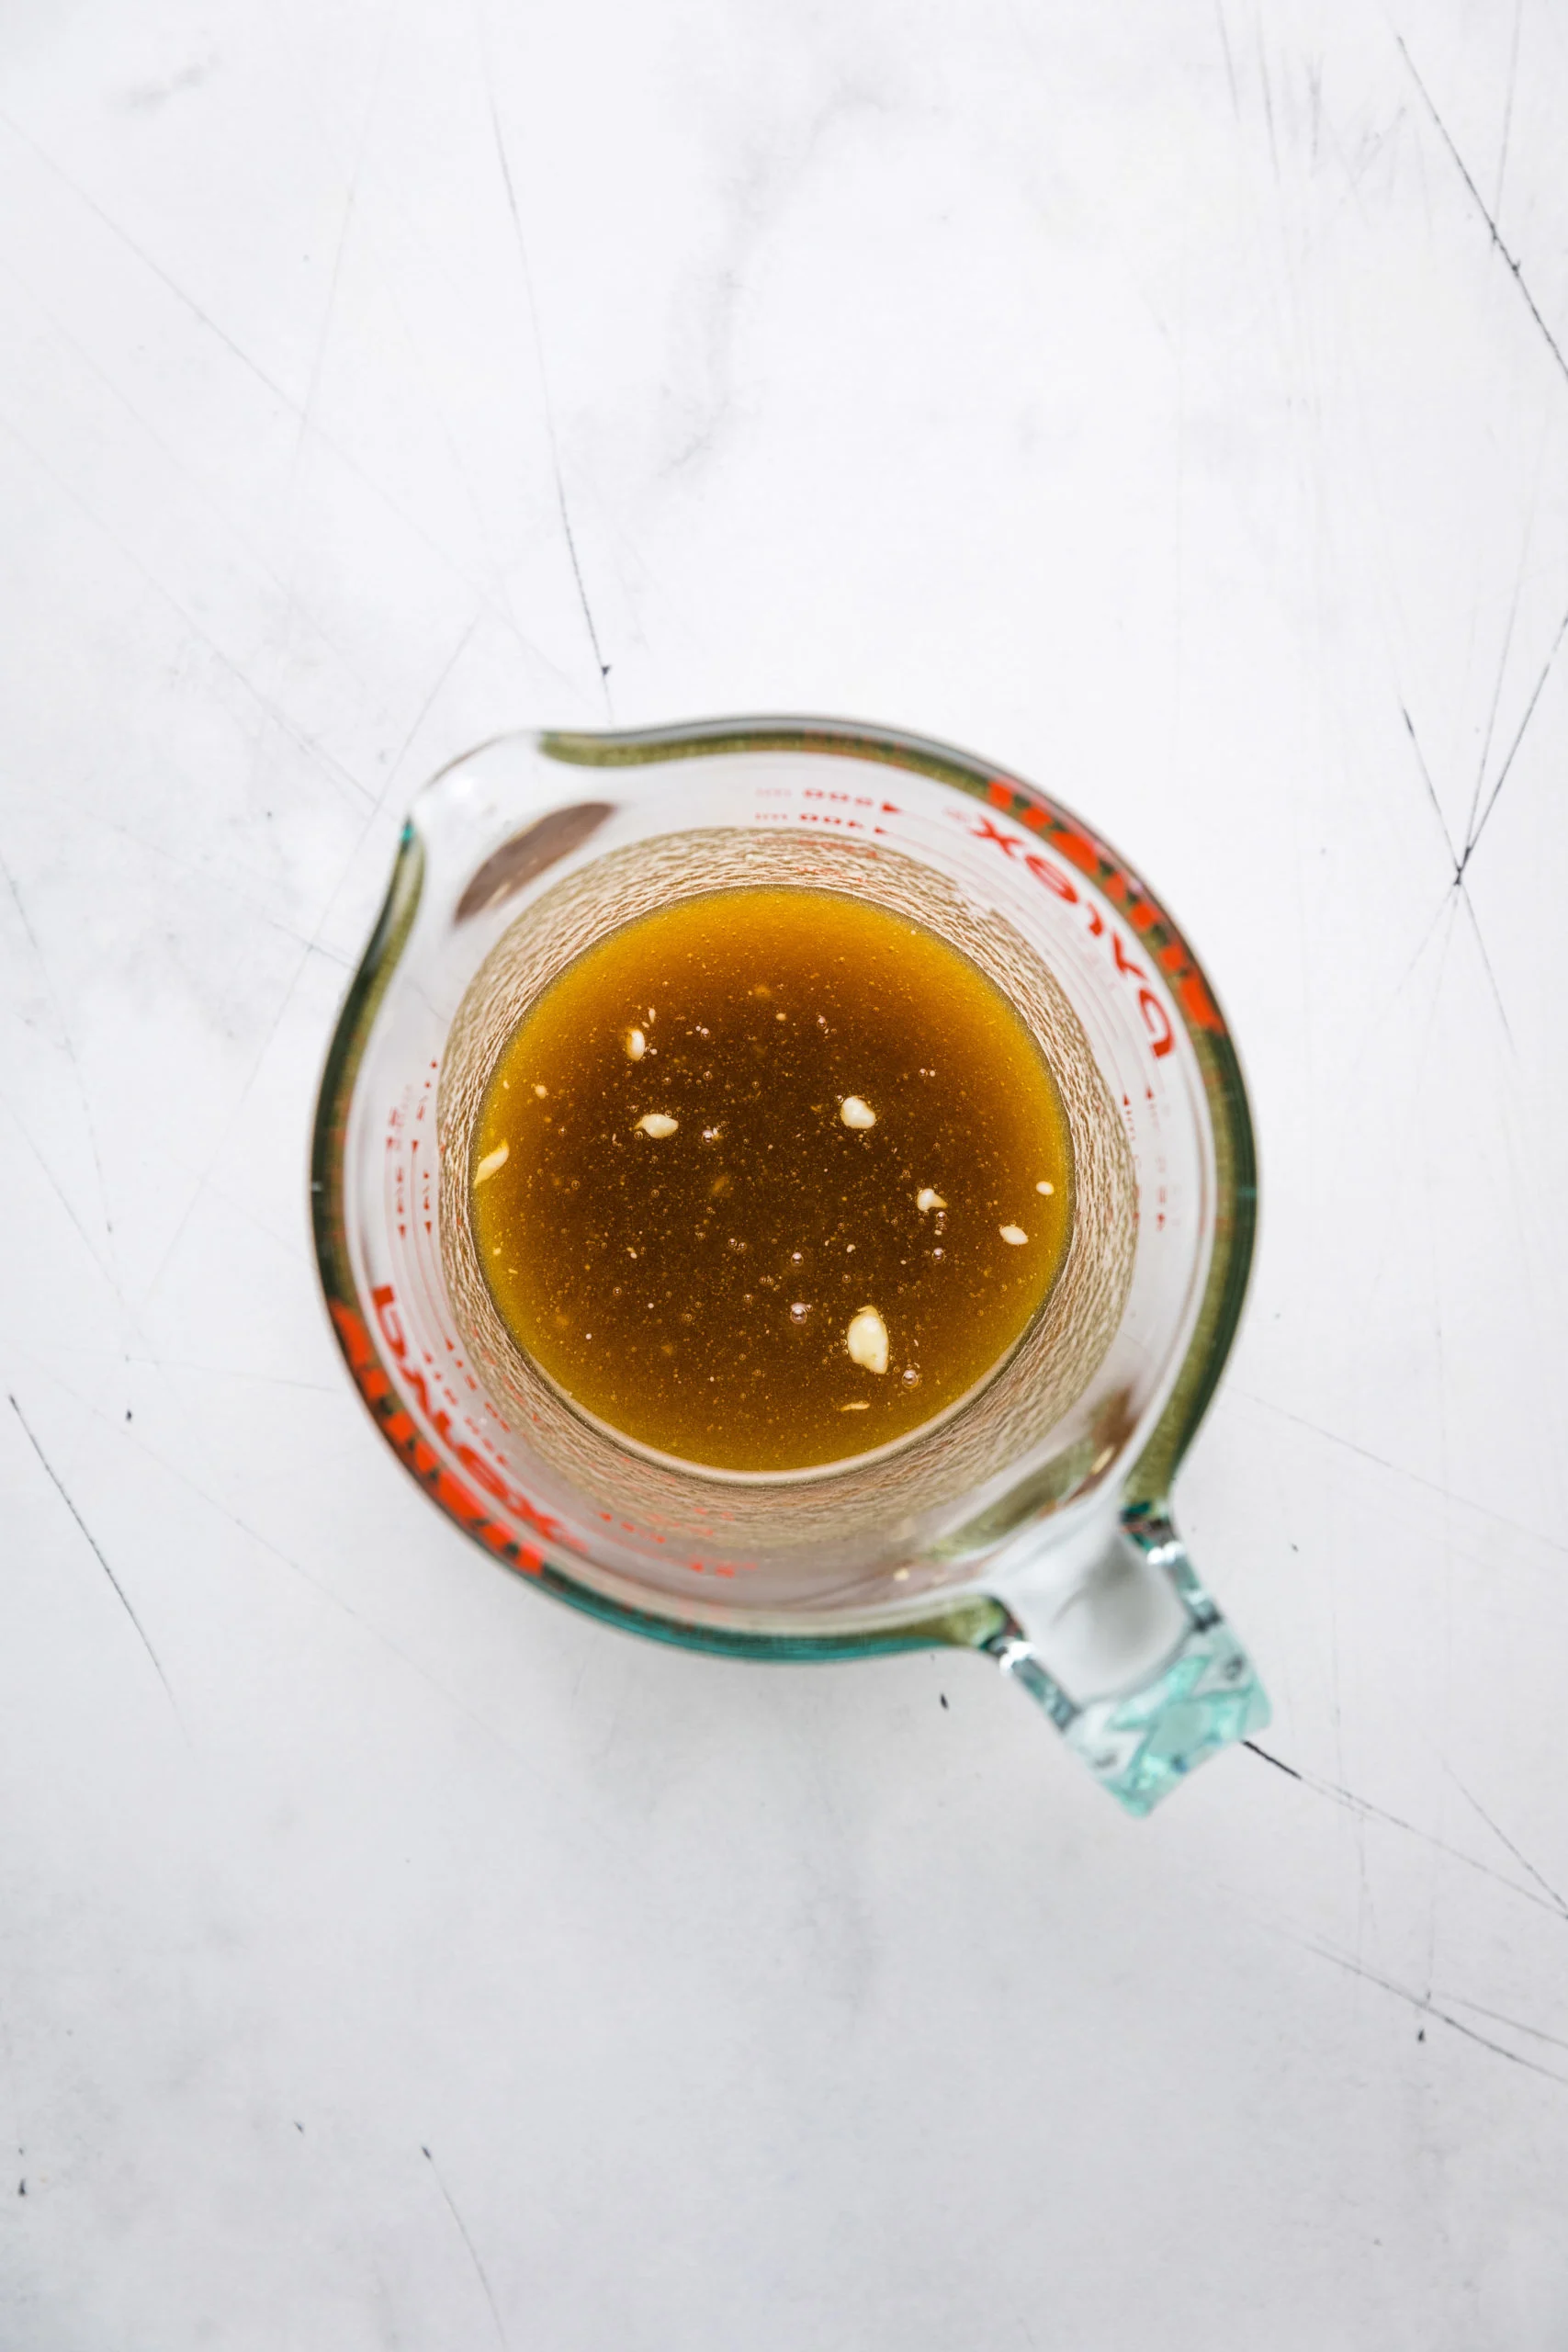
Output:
[{"xmin": 468, "ymin": 887, "xmax": 1072, "ymax": 1475}]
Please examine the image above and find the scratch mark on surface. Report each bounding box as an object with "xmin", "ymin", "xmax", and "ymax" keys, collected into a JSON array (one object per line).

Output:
[
  {"xmin": 1443, "ymin": 1763, "xmax": 1568, "ymax": 1918},
  {"xmin": 1297, "ymin": 1939, "xmax": 1568, "ymax": 2088},
  {"xmin": 1395, "ymin": 702, "xmax": 1512, "ymax": 1042},
  {"xmin": 248, "ymin": 20, "xmax": 394, "ymax": 824},
  {"xmin": 0, "ymin": 845, "xmax": 118, "ymax": 1251},
  {"xmin": 140, "ymin": 611, "xmax": 477, "ymax": 1308},
  {"xmin": 1244, "ymin": 1739, "xmax": 1568, "ymax": 1921},
  {"xmin": 139, "ymin": 609, "xmax": 476, "ymax": 1305},
  {"xmin": 149, "ymin": 613, "xmax": 472, "ymax": 1292},
  {"xmin": 1362, "ymin": 891, "xmax": 1460, "ymax": 1306},
  {"xmin": 136, "ymin": 634, "xmax": 449, "ymax": 1309},
  {"xmin": 377, "ymin": 612, "xmax": 482, "ymax": 813},
  {"xmin": 0, "ymin": 247, "xmax": 379, "ymax": 701},
  {"xmin": 1455, "ymin": 884, "xmax": 1515, "ymax": 1046},
  {"xmin": 94, "ymin": 820, "xmax": 350, "ymax": 961},
  {"xmin": 362, "ymin": 232, "xmax": 544, "ymax": 656},
  {"xmin": 40, "ymin": 1363, "xmax": 573, "ymax": 1788},
  {"xmin": 1393, "ymin": 34, "xmax": 1568, "ymax": 394},
  {"xmin": 479, "ymin": 50, "xmax": 614, "ymax": 711},
  {"xmin": 1494, "ymin": 0, "xmax": 1526, "ymax": 218},
  {"xmin": 1463, "ymin": 599, "xmax": 1568, "ymax": 867},
  {"xmin": 1445, "ymin": 1990, "xmax": 1568, "ymax": 2058},
  {"xmin": 1386, "ymin": 884, "xmax": 1460, "ymax": 1010},
  {"xmin": 1213, "ymin": 0, "xmax": 1240, "ymax": 117},
  {"xmin": 0, "ymin": 108, "xmax": 558, "ymax": 675},
  {"xmin": 1393, "ymin": 550, "xmax": 1530, "ymax": 1049},
  {"xmin": 1461, "ymin": 438, "xmax": 1544, "ymax": 856},
  {"xmin": 0, "ymin": 407, "xmax": 373, "ymax": 810},
  {"xmin": 1399, "ymin": 703, "xmax": 1460, "ymax": 868},
  {"xmin": 423, "ymin": 2147, "xmax": 510, "ymax": 2349},
  {"xmin": 291, "ymin": 35, "xmax": 384, "ymax": 484},
  {"xmin": 1008, "ymin": 2299, "xmax": 1041, "ymax": 2350},
  {"xmin": 240, "ymin": 18, "xmax": 392, "ymax": 826},
  {"xmin": 0, "ymin": 1092, "xmax": 118, "ymax": 1281},
  {"xmin": 1252, "ymin": 12, "xmax": 1281, "ymax": 186},
  {"xmin": 0, "ymin": 105, "xmax": 291, "ymax": 409},
  {"xmin": 9, "ymin": 1396, "xmax": 183, "ymax": 1726},
  {"xmin": 132, "ymin": 711, "xmax": 414, "ymax": 1317},
  {"xmin": 1233, "ymin": 1385, "xmax": 1568, "ymax": 1561}
]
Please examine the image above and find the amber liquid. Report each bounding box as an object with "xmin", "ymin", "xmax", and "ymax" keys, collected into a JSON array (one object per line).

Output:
[{"xmin": 469, "ymin": 888, "xmax": 1071, "ymax": 1475}]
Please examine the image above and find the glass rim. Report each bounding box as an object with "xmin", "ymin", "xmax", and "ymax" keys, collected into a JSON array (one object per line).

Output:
[{"xmin": 310, "ymin": 716, "xmax": 1258, "ymax": 1666}]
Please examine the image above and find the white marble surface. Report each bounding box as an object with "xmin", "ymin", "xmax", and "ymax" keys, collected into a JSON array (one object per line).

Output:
[{"xmin": 3, "ymin": 0, "xmax": 1567, "ymax": 2342}]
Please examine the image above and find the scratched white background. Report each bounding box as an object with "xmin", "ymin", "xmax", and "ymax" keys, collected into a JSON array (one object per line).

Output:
[{"xmin": 3, "ymin": 0, "xmax": 1566, "ymax": 2344}]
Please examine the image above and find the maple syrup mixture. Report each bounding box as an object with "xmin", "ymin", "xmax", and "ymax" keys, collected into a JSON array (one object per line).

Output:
[{"xmin": 469, "ymin": 888, "xmax": 1072, "ymax": 1475}]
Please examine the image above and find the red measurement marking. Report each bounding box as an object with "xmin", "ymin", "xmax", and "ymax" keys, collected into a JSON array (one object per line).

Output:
[
  {"xmin": 367, "ymin": 1286, "xmax": 574, "ymax": 1551},
  {"xmin": 971, "ymin": 787, "xmax": 1227, "ymax": 1038},
  {"xmin": 959, "ymin": 812, "xmax": 1178, "ymax": 1058},
  {"xmin": 329, "ymin": 1301, "xmax": 543, "ymax": 1576}
]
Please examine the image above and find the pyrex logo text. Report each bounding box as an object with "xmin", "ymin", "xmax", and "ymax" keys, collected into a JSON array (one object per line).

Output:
[{"xmin": 959, "ymin": 811, "xmax": 1176, "ymax": 1058}]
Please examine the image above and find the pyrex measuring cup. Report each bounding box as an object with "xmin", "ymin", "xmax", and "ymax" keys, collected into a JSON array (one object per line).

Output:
[{"xmin": 311, "ymin": 719, "xmax": 1269, "ymax": 1814}]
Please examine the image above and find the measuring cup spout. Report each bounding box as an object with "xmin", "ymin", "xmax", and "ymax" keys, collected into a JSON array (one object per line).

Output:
[{"xmin": 982, "ymin": 1510, "xmax": 1269, "ymax": 1816}]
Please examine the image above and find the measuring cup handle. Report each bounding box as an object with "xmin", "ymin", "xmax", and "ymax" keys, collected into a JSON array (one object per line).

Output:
[{"xmin": 982, "ymin": 1509, "xmax": 1269, "ymax": 1816}]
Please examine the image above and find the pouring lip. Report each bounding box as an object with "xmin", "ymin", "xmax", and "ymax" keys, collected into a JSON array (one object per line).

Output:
[{"xmin": 309, "ymin": 716, "xmax": 1258, "ymax": 1663}]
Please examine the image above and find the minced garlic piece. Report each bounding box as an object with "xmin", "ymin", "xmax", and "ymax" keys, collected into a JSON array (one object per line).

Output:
[{"xmin": 846, "ymin": 1305, "xmax": 889, "ymax": 1374}]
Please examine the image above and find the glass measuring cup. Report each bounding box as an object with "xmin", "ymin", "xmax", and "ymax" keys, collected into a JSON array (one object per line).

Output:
[{"xmin": 311, "ymin": 719, "xmax": 1269, "ymax": 1814}]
